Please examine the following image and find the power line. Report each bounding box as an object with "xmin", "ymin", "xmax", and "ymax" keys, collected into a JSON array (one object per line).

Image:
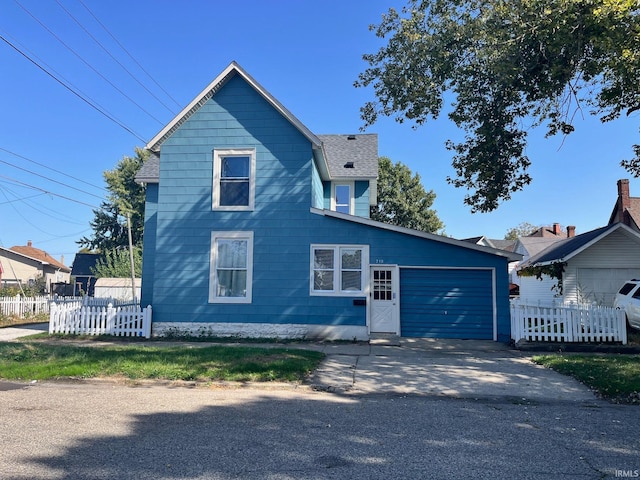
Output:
[
  {"xmin": 78, "ymin": 0, "xmax": 182, "ymax": 110},
  {"xmin": 0, "ymin": 146, "xmax": 107, "ymax": 192},
  {"xmin": 0, "ymin": 33, "xmax": 147, "ymax": 143},
  {"xmin": 13, "ymin": 0, "xmax": 165, "ymax": 126},
  {"xmin": 0, "ymin": 157, "xmax": 105, "ymax": 200},
  {"xmin": 0, "ymin": 174, "xmax": 100, "ymax": 209},
  {"xmin": 54, "ymin": 0, "xmax": 178, "ymax": 116}
]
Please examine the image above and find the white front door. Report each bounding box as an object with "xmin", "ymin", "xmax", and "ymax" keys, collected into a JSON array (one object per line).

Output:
[{"xmin": 370, "ymin": 266, "xmax": 400, "ymax": 334}]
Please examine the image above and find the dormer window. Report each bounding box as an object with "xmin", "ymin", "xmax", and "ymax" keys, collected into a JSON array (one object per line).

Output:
[{"xmin": 332, "ymin": 182, "xmax": 354, "ymax": 215}]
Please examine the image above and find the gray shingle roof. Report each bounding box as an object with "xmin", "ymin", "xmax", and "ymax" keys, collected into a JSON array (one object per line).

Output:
[
  {"xmin": 318, "ymin": 134, "xmax": 378, "ymax": 179},
  {"xmin": 135, "ymin": 153, "xmax": 159, "ymax": 184},
  {"xmin": 523, "ymin": 224, "xmax": 631, "ymax": 267}
]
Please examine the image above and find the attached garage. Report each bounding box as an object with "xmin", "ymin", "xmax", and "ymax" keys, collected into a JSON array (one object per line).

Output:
[{"xmin": 400, "ymin": 268, "xmax": 495, "ymax": 340}]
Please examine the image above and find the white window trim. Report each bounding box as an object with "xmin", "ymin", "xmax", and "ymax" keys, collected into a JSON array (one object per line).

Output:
[
  {"xmin": 310, "ymin": 244, "xmax": 369, "ymax": 296},
  {"xmin": 212, "ymin": 148, "xmax": 256, "ymax": 211},
  {"xmin": 209, "ymin": 231, "xmax": 254, "ymax": 304},
  {"xmin": 331, "ymin": 182, "xmax": 354, "ymax": 215}
]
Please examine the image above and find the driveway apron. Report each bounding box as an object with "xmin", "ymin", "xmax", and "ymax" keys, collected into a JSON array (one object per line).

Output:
[{"xmin": 310, "ymin": 338, "xmax": 598, "ymax": 403}]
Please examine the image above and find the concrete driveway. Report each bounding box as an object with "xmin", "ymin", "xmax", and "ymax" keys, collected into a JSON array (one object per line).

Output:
[{"xmin": 309, "ymin": 338, "xmax": 598, "ymax": 403}]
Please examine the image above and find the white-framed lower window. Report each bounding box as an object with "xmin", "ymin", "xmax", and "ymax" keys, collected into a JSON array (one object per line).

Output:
[
  {"xmin": 310, "ymin": 244, "xmax": 368, "ymax": 296},
  {"xmin": 212, "ymin": 148, "xmax": 256, "ymax": 210},
  {"xmin": 209, "ymin": 231, "xmax": 254, "ymax": 303},
  {"xmin": 331, "ymin": 182, "xmax": 354, "ymax": 214}
]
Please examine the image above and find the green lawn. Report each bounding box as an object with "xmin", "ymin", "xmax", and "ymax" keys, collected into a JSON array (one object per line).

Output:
[
  {"xmin": 533, "ymin": 354, "xmax": 640, "ymax": 402},
  {"xmin": 0, "ymin": 343, "xmax": 325, "ymax": 383}
]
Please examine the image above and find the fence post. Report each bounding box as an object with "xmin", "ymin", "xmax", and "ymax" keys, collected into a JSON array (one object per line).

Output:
[
  {"xmin": 142, "ymin": 306, "xmax": 152, "ymax": 339},
  {"xmin": 106, "ymin": 304, "xmax": 116, "ymax": 335}
]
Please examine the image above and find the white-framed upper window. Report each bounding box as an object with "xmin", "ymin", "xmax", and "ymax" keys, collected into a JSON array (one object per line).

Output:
[
  {"xmin": 332, "ymin": 182, "xmax": 354, "ymax": 214},
  {"xmin": 310, "ymin": 244, "xmax": 368, "ymax": 296},
  {"xmin": 213, "ymin": 148, "xmax": 256, "ymax": 210},
  {"xmin": 209, "ymin": 231, "xmax": 254, "ymax": 303}
]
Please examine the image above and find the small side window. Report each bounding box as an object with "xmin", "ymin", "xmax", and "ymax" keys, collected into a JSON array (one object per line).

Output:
[
  {"xmin": 632, "ymin": 286, "xmax": 640, "ymax": 299},
  {"xmin": 619, "ymin": 283, "xmax": 636, "ymax": 295}
]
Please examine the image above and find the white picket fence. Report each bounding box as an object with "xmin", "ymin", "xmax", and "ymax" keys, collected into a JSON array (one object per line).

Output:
[
  {"xmin": 49, "ymin": 302, "xmax": 152, "ymax": 338},
  {"xmin": 0, "ymin": 295, "xmax": 50, "ymax": 316},
  {"xmin": 511, "ymin": 301, "xmax": 627, "ymax": 344}
]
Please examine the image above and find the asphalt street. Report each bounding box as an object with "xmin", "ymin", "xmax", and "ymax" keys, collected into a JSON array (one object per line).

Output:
[{"xmin": 1, "ymin": 379, "xmax": 639, "ymax": 479}]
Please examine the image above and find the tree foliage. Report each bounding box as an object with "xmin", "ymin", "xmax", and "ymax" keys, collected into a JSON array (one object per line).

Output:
[
  {"xmin": 356, "ymin": 0, "xmax": 640, "ymax": 212},
  {"xmin": 78, "ymin": 148, "xmax": 148, "ymax": 251},
  {"xmin": 372, "ymin": 156, "xmax": 444, "ymax": 232},
  {"xmin": 91, "ymin": 248, "xmax": 142, "ymax": 278},
  {"xmin": 504, "ymin": 222, "xmax": 539, "ymax": 240}
]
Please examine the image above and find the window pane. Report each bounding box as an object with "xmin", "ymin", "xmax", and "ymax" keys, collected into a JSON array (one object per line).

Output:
[
  {"xmin": 342, "ymin": 271, "xmax": 361, "ymax": 291},
  {"xmin": 314, "ymin": 249, "xmax": 334, "ymax": 269},
  {"xmin": 335, "ymin": 185, "xmax": 350, "ymax": 204},
  {"xmin": 221, "ymin": 156, "xmax": 250, "ymax": 178},
  {"xmin": 217, "ymin": 270, "xmax": 247, "ymax": 297},
  {"xmin": 220, "ymin": 180, "xmax": 249, "ymax": 206},
  {"xmin": 217, "ymin": 240, "xmax": 247, "ymax": 268},
  {"xmin": 314, "ymin": 270, "xmax": 334, "ymax": 291},
  {"xmin": 341, "ymin": 249, "xmax": 361, "ymax": 269}
]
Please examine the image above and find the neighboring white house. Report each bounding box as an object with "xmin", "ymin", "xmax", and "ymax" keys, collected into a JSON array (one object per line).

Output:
[
  {"xmin": 518, "ymin": 223, "xmax": 640, "ymax": 306},
  {"xmin": 94, "ymin": 278, "xmax": 141, "ymax": 302}
]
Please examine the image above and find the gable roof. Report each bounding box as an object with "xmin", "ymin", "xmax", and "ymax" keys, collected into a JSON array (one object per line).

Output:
[
  {"xmin": 146, "ymin": 61, "xmax": 322, "ymax": 153},
  {"xmin": 3, "ymin": 244, "xmax": 70, "ymax": 272},
  {"xmin": 522, "ymin": 223, "xmax": 640, "ymax": 267},
  {"xmin": 311, "ymin": 208, "xmax": 522, "ymax": 261},
  {"xmin": 71, "ymin": 253, "xmax": 102, "ymax": 276},
  {"xmin": 318, "ymin": 134, "xmax": 378, "ymax": 179},
  {"xmin": 516, "ymin": 236, "xmax": 565, "ymax": 259}
]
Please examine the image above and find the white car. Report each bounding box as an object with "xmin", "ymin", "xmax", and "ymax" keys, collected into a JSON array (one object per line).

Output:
[{"xmin": 613, "ymin": 280, "xmax": 640, "ymax": 329}]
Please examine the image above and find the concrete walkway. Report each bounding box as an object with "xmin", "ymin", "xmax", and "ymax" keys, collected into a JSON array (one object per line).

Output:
[{"xmin": 0, "ymin": 324, "xmax": 599, "ymax": 403}]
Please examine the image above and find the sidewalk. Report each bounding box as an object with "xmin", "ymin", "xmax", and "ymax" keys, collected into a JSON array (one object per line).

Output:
[{"xmin": 0, "ymin": 324, "xmax": 599, "ymax": 403}]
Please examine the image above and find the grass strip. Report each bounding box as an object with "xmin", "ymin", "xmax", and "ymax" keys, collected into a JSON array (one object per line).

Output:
[
  {"xmin": 533, "ymin": 354, "xmax": 640, "ymax": 400},
  {"xmin": 0, "ymin": 343, "xmax": 324, "ymax": 383}
]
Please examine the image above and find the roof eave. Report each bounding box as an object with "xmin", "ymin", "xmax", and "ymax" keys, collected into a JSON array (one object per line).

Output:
[{"xmin": 310, "ymin": 208, "xmax": 522, "ymax": 262}]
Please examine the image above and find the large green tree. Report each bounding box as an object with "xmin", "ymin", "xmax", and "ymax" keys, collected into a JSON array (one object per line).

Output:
[
  {"xmin": 372, "ymin": 156, "xmax": 444, "ymax": 232},
  {"xmin": 91, "ymin": 248, "xmax": 142, "ymax": 278},
  {"xmin": 78, "ymin": 148, "xmax": 148, "ymax": 251},
  {"xmin": 356, "ymin": 0, "xmax": 640, "ymax": 212}
]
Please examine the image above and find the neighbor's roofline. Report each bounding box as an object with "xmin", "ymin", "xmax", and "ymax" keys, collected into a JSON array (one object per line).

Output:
[
  {"xmin": 0, "ymin": 246, "xmax": 70, "ymax": 271},
  {"xmin": 532, "ymin": 222, "xmax": 640, "ymax": 266},
  {"xmin": 310, "ymin": 208, "xmax": 522, "ymax": 261},
  {"xmin": 146, "ymin": 61, "xmax": 323, "ymax": 153}
]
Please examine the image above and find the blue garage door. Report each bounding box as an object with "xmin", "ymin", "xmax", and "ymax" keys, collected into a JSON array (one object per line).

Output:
[{"xmin": 400, "ymin": 268, "xmax": 494, "ymax": 339}]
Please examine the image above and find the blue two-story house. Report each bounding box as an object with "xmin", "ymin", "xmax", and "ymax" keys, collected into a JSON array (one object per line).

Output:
[{"xmin": 136, "ymin": 61, "xmax": 520, "ymax": 342}]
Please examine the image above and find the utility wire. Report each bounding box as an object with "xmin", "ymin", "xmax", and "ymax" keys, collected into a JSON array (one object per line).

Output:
[
  {"xmin": 55, "ymin": 0, "xmax": 177, "ymax": 116},
  {"xmin": 0, "ymin": 174, "xmax": 100, "ymax": 209},
  {"xmin": 0, "ymin": 33, "xmax": 147, "ymax": 143},
  {"xmin": 0, "ymin": 158, "xmax": 105, "ymax": 200},
  {"xmin": 13, "ymin": 0, "xmax": 164, "ymax": 126},
  {"xmin": 0, "ymin": 146, "xmax": 107, "ymax": 192},
  {"xmin": 78, "ymin": 0, "xmax": 182, "ymax": 110}
]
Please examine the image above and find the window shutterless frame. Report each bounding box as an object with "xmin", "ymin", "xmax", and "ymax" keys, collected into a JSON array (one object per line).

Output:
[
  {"xmin": 331, "ymin": 182, "xmax": 354, "ymax": 215},
  {"xmin": 310, "ymin": 244, "xmax": 368, "ymax": 296},
  {"xmin": 212, "ymin": 148, "xmax": 256, "ymax": 211},
  {"xmin": 209, "ymin": 231, "xmax": 254, "ymax": 303}
]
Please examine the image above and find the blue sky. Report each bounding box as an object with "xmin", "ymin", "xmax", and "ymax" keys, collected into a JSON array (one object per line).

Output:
[{"xmin": 1, "ymin": 0, "xmax": 638, "ymax": 267}]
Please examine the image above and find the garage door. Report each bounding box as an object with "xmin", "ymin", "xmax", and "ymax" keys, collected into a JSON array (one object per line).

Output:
[
  {"xmin": 573, "ymin": 268, "xmax": 640, "ymax": 306},
  {"xmin": 400, "ymin": 268, "xmax": 494, "ymax": 339}
]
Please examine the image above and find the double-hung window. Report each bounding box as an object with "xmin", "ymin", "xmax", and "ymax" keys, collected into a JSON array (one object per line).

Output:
[
  {"xmin": 332, "ymin": 182, "xmax": 353, "ymax": 214},
  {"xmin": 209, "ymin": 232, "xmax": 253, "ymax": 303},
  {"xmin": 311, "ymin": 245, "xmax": 368, "ymax": 296},
  {"xmin": 213, "ymin": 149, "xmax": 256, "ymax": 210}
]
